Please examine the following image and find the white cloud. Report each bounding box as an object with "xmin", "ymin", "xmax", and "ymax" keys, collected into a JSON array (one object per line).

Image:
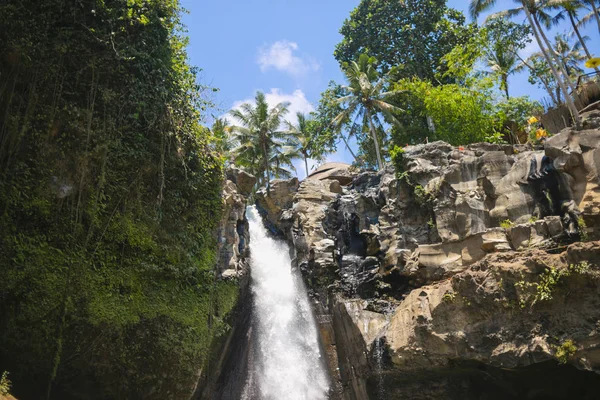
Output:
[
  {"xmin": 257, "ymin": 40, "xmax": 320, "ymax": 77},
  {"xmin": 229, "ymin": 88, "xmax": 314, "ymax": 126},
  {"xmin": 520, "ymin": 39, "xmax": 540, "ymax": 59}
]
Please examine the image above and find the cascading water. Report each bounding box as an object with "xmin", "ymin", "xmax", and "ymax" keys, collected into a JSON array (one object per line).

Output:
[{"xmin": 243, "ymin": 205, "xmax": 330, "ymax": 400}]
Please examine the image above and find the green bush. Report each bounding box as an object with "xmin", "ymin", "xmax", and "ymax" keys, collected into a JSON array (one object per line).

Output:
[
  {"xmin": 393, "ymin": 78, "xmax": 502, "ymax": 146},
  {"xmin": 555, "ymin": 340, "xmax": 577, "ymax": 364},
  {"xmin": 515, "ymin": 262, "xmax": 591, "ymax": 308}
]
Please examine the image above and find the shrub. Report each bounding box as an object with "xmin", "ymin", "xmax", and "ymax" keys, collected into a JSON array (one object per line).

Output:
[
  {"xmin": 0, "ymin": 371, "xmax": 10, "ymax": 396},
  {"xmin": 393, "ymin": 78, "xmax": 502, "ymax": 146},
  {"xmin": 555, "ymin": 340, "xmax": 577, "ymax": 364}
]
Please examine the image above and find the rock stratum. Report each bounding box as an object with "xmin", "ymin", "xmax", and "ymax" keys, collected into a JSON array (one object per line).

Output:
[{"xmin": 251, "ymin": 112, "xmax": 600, "ymax": 399}]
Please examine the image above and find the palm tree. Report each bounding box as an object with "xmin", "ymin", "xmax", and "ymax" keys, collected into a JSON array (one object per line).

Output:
[
  {"xmin": 548, "ymin": 0, "xmax": 599, "ymax": 73},
  {"xmin": 285, "ymin": 112, "xmax": 314, "ymax": 178},
  {"xmin": 332, "ymin": 54, "xmax": 404, "ymax": 170},
  {"xmin": 210, "ymin": 118, "xmax": 232, "ymax": 159},
  {"xmin": 552, "ymin": 33, "xmax": 586, "ymax": 77},
  {"xmin": 485, "ymin": 42, "xmax": 521, "ymax": 98},
  {"xmin": 470, "ymin": 0, "xmax": 581, "ymax": 127},
  {"xmin": 579, "ymin": 0, "xmax": 600, "ymax": 33},
  {"xmin": 228, "ymin": 91, "xmax": 295, "ymax": 189}
]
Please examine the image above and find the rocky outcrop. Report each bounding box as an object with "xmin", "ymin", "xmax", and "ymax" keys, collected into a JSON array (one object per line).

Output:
[
  {"xmin": 256, "ymin": 118, "xmax": 600, "ymax": 399},
  {"xmin": 195, "ymin": 167, "xmax": 254, "ymax": 399},
  {"xmin": 217, "ymin": 166, "xmax": 255, "ymax": 279},
  {"xmin": 308, "ymin": 162, "xmax": 355, "ymax": 185}
]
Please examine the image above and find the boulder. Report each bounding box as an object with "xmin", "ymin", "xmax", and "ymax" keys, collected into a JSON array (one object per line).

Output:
[
  {"xmin": 307, "ymin": 162, "xmax": 354, "ymax": 185},
  {"xmin": 226, "ymin": 165, "xmax": 257, "ymax": 196}
]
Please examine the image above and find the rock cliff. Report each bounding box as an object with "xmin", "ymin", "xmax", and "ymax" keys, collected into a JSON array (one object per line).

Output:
[
  {"xmin": 195, "ymin": 166, "xmax": 255, "ymax": 399},
  {"xmin": 255, "ymin": 113, "xmax": 600, "ymax": 399}
]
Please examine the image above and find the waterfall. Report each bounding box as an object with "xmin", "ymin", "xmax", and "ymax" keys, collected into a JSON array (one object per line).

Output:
[{"xmin": 243, "ymin": 206, "xmax": 330, "ymax": 400}]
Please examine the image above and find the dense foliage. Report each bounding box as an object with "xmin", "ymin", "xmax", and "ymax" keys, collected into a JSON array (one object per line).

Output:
[
  {"xmin": 393, "ymin": 79, "xmax": 502, "ymax": 146},
  {"xmin": 335, "ymin": 0, "xmax": 474, "ymax": 80},
  {"xmin": 0, "ymin": 1, "xmax": 233, "ymax": 398},
  {"xmin": 228, "ymin": 91, "xmax": 299, "ymax": 187},
  {"xmin": 333, "ymin": 54, "xmax": 404, "ymax": 170}
]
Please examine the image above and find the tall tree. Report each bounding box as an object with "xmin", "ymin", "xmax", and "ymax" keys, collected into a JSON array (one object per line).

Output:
[
  {"xmin": 229, "ymin": 92, "xmax": 293, "ymax": 189},
  {"xmin": 522, "ymin": 53, "xmax": 562, "ymax": 105},
  {"xmin": 333, "ymin": 54, "xmax": 404, "ymax": 170},
  {"xmin": 210, "ymin": 118, "xmax": 232, "ymax": 160},
  {"xmin": 470, "ymin": 0, "xmax": 581, "ymax": 126},
  {"xmin": 552, "ymin": 33, "xmax": 586, "ymax": 77},
  {"xmin": 547, "ymin": 0, "xmax": 599, "ymax": 73},
  {"xmin": 285, "ymin": 113, "xmax": 314, "ymax": 178},
  {"xmin": 483, "ymin": 18, "xmax": 533, "ymax": 98},
  {"xmin": 335, "ymin": 0, "xmax": 474, "ymax": 81},
  {"xmin": 580, "ymin": 0, "xmax": 600, "ymax": 33}
]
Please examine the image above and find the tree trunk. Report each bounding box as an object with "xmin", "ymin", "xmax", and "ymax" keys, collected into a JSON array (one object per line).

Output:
[
  {"xmin": 524, "ymin": 3, "xmax": 580, "ymax": 127},
  {"xmin": 502, "ymin": 74, "xmax": 510, "ymax": 99},
  {"xmin": 261, "ymin": 134, "xmax": 271, "ymax": 191},
  {"xmin": 533, "ymin": 13, "xmax": 577, "ymax": 93},
  {"xmin": 304, "ymin": 155, "xmax": 309, "ymax": 179},
  {"xmin": 368, "ymin": 111, "xmax": 384, "ymax": 170},
  {"xmin": 543, "ymin": 77, "xmax": 560, "ymax": 106},
  {"xmin": 517, "ymin": 54, "xmax": 559, "ymax": 105},
  {"xmin": 340, "ymin": 131, "xmax": 358, "ymax": 161},
  {"xmin": 570, "ymin": 12, "xmax": 600, "ymax": 74}
]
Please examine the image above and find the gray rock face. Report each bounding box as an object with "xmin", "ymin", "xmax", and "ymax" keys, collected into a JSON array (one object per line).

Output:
[
  {"xmin": 226, "ymin": 165, "xmax": 256, "ymax": 196},
  {"xmin": 308, "ymin": 162, "xmax": 355, "ymax": 185},
  {"xmin": 255, "ymin": 177, "xmax": 299, "ymax": 236},
  {"xmin": 217, "ymin": 166, "xmax": 254, "ymax": 279},
  {"xmin": 254, "ymin": 122, "xmax": 600, "ymax": 399}
]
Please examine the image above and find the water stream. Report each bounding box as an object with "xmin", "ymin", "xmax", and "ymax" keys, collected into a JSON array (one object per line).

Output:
[{"xmin": 243, "ymin": 206, "xmax": 330, "ymax": 400}]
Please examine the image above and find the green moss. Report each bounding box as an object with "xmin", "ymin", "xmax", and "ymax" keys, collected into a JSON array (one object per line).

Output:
[
  {"xmin": 0, "ymin": 0, "xmax": 233, "ymax": 398},
  {"xmin": 442, "ymin": 292, "xmax": 456, "ymax": 303},
  {"xmin": 500, "ymin": 219, "xmax": 514, "ymax": 229}
]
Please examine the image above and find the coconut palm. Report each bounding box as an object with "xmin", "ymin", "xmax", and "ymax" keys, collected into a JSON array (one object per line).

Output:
[
  {"xmin": 547, "ymin": 0, "xmax": 599, "ymax": 73},
  {"xmin": 285, "ymin": 112, "xmax": 314, "ymax": 178},
  {"xmin": 210, "ymin": 118, "xmax": 232, "ymax": 159},
  {"xmin": 484, "ymin": 42, "xmax": 521, "ymax": 98},
  {"xmin": 579, "ymin": 0, "xmax": 600, "ymax": 33},
  {"xmin": 552, "ymin": 33, "xmax": 587, "ymax": 77},
  {"xmin": 228, "ymin": 91, "xmax": 296, "ymax": 189},
  {"xmin": 332, "ymin": 54, "xmax": 404, "ymax": 170},
  {"xmin": 470, "ymin": 0, "xmax": 581, "ymax": 126}
]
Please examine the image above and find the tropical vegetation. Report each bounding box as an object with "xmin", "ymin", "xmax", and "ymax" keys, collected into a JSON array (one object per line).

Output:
[
  {"xmin": 0, "ymin": 0, "xmax": 234, "ymax": 398},
  {"xmin": 1, "ymin": 0, "xmax": 598, "ymax": 397}
]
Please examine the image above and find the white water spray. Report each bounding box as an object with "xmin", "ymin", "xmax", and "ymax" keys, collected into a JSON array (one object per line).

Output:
[{"xmin": 244, "ymin": 206, "xmax": 330, "ymax": 400}]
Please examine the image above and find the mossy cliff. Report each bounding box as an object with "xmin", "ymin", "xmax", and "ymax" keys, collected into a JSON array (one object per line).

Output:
[{"xmin": 0, "ymin": 1, "xmax": 238, "ymax": 398}]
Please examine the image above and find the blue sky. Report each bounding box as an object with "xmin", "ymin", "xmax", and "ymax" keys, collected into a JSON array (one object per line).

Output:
[{"xmin": 181, "ymin": 0, "xmax": 599, "ymax": 178}]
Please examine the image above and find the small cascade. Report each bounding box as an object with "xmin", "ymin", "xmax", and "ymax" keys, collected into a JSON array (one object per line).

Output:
[
  {"xmin": 244, "ymin": 206, "xmax": 330, "ymax": 400},
  {"xmin": 373, "ymin": 337, "xmax": 386, "ymax": 400}
]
